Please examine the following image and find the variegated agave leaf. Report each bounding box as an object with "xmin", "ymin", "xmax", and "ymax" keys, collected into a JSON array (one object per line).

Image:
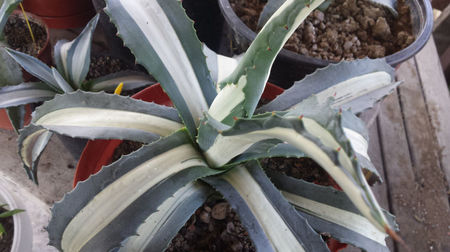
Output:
[
  {"xmin": 204, "ymin": 161, "xmax": 329, "ymax": 252},
  {"xmin": 0, "ymin": 82, "xmax": 56, "ymax": 108},
  {"xmin": 257, "ymin": 0, "xmax": 397, "ymax": 29},
  {"xmin": 47, "ymin": 130, "xmax": 221, "ymax": 251},
  {"xmin": 198, "ymin": 99, "xmax": 390, "ymax": 232},
  {"xmin": 267, "ymin": 170, "xmax": 397, "ymax": 251},
  {"xmin": 87, "ymin": 71, "xmax": 156, "ymax": 92},
  {"xmin": 257, "ymin": 58, "xmax": 400, "ymax": 115},
  {"xmin": 0, "ymin": 0, "xmax": 21, "ymax": 38},
  {"xmin": 18, "ymin": 91, "xmax": 183, "ymax": 183},
  {"xmin": 53, "ymin": 14, "xmax": 99, "ymax": 88},
  {"xmin": 118, "ymin": 181, "xmax": 213, "ymax": 252},
  {"xmin": 5, "ymin": 48, "xmax": 62, "ymax": 92},
  {"xmin": 210, "ymin": 0, "xmax": 326, "ymax": 125},
  {"xmin": 0, "ymin": 45, "xmax": 22, "ymax": 86},
  {"xmin": 104, "ymin": 0, "xmax": 217, "ymax": 138}
]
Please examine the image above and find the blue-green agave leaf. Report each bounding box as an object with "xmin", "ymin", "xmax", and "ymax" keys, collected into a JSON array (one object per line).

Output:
[
  {"xmin": 257, "ymin": 59, "xmax": 397, "ymax": 115},
  {"xmin": 6, "ymin": 105, "xmax": 25, "ymax": 133},
  {"xmin": 199, "ymin": 105, "xmax": 391, "ymax": 233},
  {"xmin": 210, "ymin": 0, "xmax": 325, "ymax": 124},
  {"xmin": 118, "ymin": 182, "xmax": 212, "ymax": 252},
  {"xmin": 51, "ymin": 67, "xmax": 74, "ymax": 93},
  {"xmin": 267, "ymin": 170, "xmax": 397, "ymax": 251},
  {"xmin": 87, "ymin": 71, "xmax": 155, "ymax": 92},
  {"xmin": 53, "ymin": 14, "xmax": 99, "ymax": 88},
  {"xmin": 104, "ymin": 0, "xmax": 217, "ymax": 138},
  {"xmin": 203, "ymin": 161, "xmax": 329, "ymax": 252},
  {"xmin": 0, "ymin": 82, "xmax": 56, "ymax": 108},
  {"xmin": 0, "ymin": 45, "xmax": 22, "ymax": 86},
  {"xmin": 47, "ymin": 130, "xmax": 220, "ymax": 251},
  {"xmin": 5, "ymin": 48, "xmax": 61, "ymax": 92},
  {"xmin": 17, "ymin": 124, "xmax": 53, "ymax": 184},
  {"xmin": 0, "ymin": 0, "xmax": 21, "ymax": 36},
  {"xmin": 31, "ymin": 91, "xmax": 183, "ymax": 142}
]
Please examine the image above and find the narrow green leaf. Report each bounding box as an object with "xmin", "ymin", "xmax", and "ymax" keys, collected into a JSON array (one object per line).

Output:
[
  {"xmin": 203, "ymin": 162, "xmax": 329, "ymax": 252},
  {"xmin": 48, "ymin": 130, "xmax": 219, "ymax": 251},
  {"xmin": 31, "ymin": 91, "xmax": 183, "ymax": 142},
  {"xmin": 87, "ymin": 71, "xmax": 155, "ymax": 92},
  {"xmin": 0, "ymin": 0, "xmax": 21, "ymax": 36},
  {"xmin": 0, "ymin": 82, "xmax": 56, "ymax": 108},
  {"xmin": 104, "ymin": 0, "xmax": 217, "ymax": 138},
  {"xmin": 211, "ymin": 0, "xmax": 325, "ymax": 124},
  {"xmin": 53, "ymin": 15, "xmax": 99, "ymax": 88},
  {"xmin": 0, "ymin": 209, "xmax": 24, "ymax": 218},
  {"xmin": 5, "ymin": 48, "xmax": 61, "ymax": 92}
]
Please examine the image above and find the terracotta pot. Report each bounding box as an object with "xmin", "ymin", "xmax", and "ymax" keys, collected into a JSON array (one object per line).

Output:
[
  {"xmin": 21, "ymin": 0, "xmax": 96, "ymax": 29},
  {"xmin": 74, "ymin": 83, "xmax": 284, "ymax": 186}
]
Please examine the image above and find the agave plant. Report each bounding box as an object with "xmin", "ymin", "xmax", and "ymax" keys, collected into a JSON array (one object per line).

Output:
[
  {"xmin": 17, "ymin": 0, "xmax": 402, "ymax": 250},
  {"xmin": 0, "ymin": 13, "xmax": 155, "ymax": 132}
]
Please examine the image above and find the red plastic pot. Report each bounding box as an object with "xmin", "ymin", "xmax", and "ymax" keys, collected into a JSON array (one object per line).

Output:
[
  {"xmin": 73, "ymin": 83, "xmax": 346, "ymax": 251},
  {"xmin": 21, "ymin": 0, "xmax": 96, "ymax": 29}
]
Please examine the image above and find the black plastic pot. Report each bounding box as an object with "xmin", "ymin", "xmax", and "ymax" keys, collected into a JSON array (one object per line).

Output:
[{"xmin": 218, "ymin": 0, "xmax": 433, "ymax": 88}]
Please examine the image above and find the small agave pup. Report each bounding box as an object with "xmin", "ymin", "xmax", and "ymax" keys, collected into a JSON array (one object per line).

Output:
[
  {"xmin": 0, "ymin": 13, "xmax": 154, "ymax": 133},
  {"xmin": 17, "ymin": 0, "xmax": 402, "ymax": 251}
]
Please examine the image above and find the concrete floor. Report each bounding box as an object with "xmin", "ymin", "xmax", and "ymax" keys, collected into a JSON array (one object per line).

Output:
[{"xmin": 0, "ymin": 129, "xmax": 76, "ymax": 251}]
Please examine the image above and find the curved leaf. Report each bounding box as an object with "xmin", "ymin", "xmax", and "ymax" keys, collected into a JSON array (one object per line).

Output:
[
  {"xmin": 53, "ymin": 15, "xmax": 99, "ymax": 88},
  {"xmin": 51, "ymin": 67, "xmax": 74, "ymax": 93},
  {"xmin": 104, "ymin": 0, "xmax": 216, "ymax": 138},
  {"xmin": 119, "ymin": 182, "xmax": 212, "ymax": 252},
  {"xmin": 0, "ymin": 45, "xmax": 22, "ymax": 86},
  {"xmin": 5, "ymin": 48, "xmax": 61, "ymax": 92},
  {"xmin": 199, "ymin": 108, "xmax": 390, "ymax": 233},
  {"xmin": 48, "ymin": 130, "xmax": 219, "ymax": 251},
  {"xmin": 257, "ymin": 59, "xmax": 397, "ymax": 114},
  {"xmin": 0, "ymin": 0, "xmax": 21, "ymax": 36},
  {"xmin": 31, "ymin": 91, "xmax": 183, "ymax": 142},
  {"xmin": 267, "ymin": 170, "xmax": 397, "ymax": 251},
  {"xmin": 203, "ymin": 162, "xmax": 329, "ymax": 252},
  {"xmin": 6, "ymin": 105, "xmax": 25, "ymax": 133},
  {"xmin": 88, "ymin": 71, "xmax": 155, "ymax": 92},
  {"xmin": 0, "ymin": 82, "xmax": 56, "ymax": 108},
  {"xmin": 211, "ymin": 0, "xmax": 325, "ymax": 124},
  {"xmin": 17, "ymin": 124, "xmax": 53, "ymax": 183}
]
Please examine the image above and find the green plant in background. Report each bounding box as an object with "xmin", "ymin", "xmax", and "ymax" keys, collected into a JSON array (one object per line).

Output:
[
  {"xmin": 0, "ymin": 13, "xmax": 155, "ymax": 133},
  {"xmin": 0, "ymin": 204, "xmax": 24, "ymax": 238},
  {"xmin": 16, "ymin": 0, "xmax": 403, "ymax": 250}
]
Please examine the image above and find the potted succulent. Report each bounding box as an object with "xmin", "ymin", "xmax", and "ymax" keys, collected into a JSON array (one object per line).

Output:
[
  {"xmin": 219, "ymin": 0, "xmax": 434, "ymax": 87},
  {"xmin": 0, "ymin": 14, "xmax": 154, "ymax": 154},
  {"xmin": 21, "ymin": 0, "xmax": 96, "ymax": 28},
  {"xmin": 0, "ymin": 0, "xmax": 51, "ymax": 130},
  {"xmin": 0, "ymin": 177, "xmax": 32, "ymax": 252},
  {"xmin": 13, "ymin": 0, "xmax": 406, "ymax": 251}
]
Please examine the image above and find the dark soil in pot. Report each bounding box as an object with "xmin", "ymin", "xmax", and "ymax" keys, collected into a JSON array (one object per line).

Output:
[
  {"xmin": 0, "ymin": 208, "xmax": 14, "ymax": 252},
  {"xmin": 4, "ymin": 14, "xmax": 47, "ymax": 56},
  {"xmin": 230, "ymin": 0, "xmax": 414, "ymax": 61},
  {"xmin": 87, "ymin": 55, "xmax": 137, "ymax": 80}
]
